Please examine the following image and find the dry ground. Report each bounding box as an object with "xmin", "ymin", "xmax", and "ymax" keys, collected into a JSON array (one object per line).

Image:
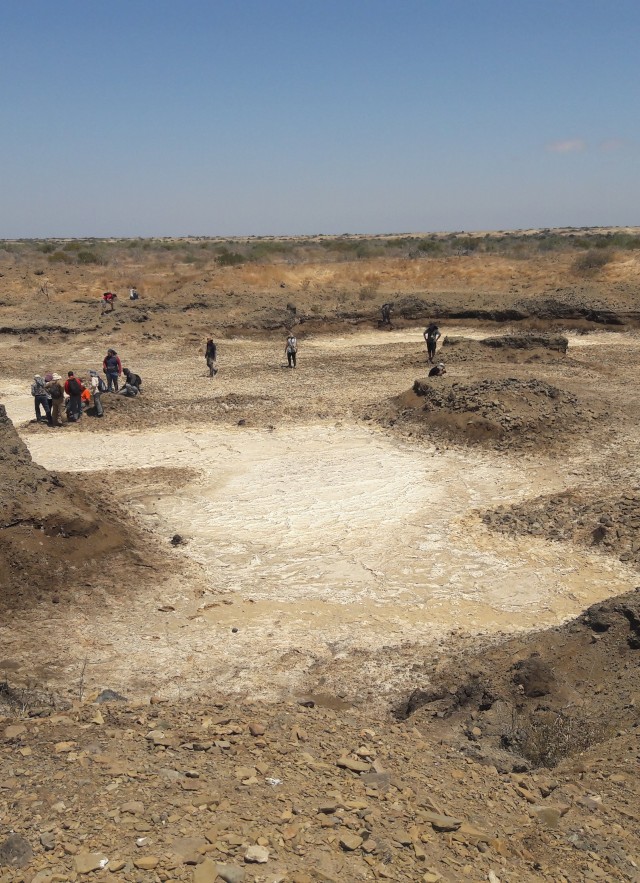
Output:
[{"xmin": 1, "ymin": 234, "xmax": 640, "ymax": 882}]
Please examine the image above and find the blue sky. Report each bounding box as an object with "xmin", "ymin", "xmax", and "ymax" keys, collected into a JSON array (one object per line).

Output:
[{"xmin": 1, "ymin": 0, "xmax": 638, "ymax": 236}]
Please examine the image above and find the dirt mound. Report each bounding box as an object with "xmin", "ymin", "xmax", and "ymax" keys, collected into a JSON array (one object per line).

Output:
[
  {"xmin": 0, "ymin": 404, "xmax": 146, "ymax": 610},
  {"xmin": 481, "ymin": 333, "xmax": 569, "ymax": 352},
  {"xmin": 378, "ymin": 378, "xmax": 591, "ymax": 449},
  {"xmin": 398, "ymin": 587, "xmax": 640, "ymax": 769},
  {"xmin": 441, "ymin": 334, "xmax": 569, "ymax": 364},
  {"xmin": 483, "ymin": 490, "xmax": 640, "ymax": 568}
]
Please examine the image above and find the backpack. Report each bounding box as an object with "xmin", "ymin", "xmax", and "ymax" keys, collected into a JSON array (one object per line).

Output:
[
  {"xmin": 49, "ymin": 382, "xmax": 63, "ymax": 399},
  {"xmin": 97, "ymin": 376, "xmax": 107, "ymax": 392},
  {"xmin": 68, "ymin": 377, "xmax": 83, "ymax": 396}
]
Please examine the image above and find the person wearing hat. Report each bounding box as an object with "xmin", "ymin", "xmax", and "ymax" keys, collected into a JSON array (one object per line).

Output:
[
  {"xmin": 88, "ymin": 370, "xmax": 104, "ymax": 417},
  {"xmin": 31, "ymin": 375, "xmax": 52, "ymax": 425},
  {"xmin": 428, "ymin": 362, "xmax": 447, "ymax": 377},
  {"xmin": 45, "ymin": 373, "xmax": 65, "ymax": 426}
]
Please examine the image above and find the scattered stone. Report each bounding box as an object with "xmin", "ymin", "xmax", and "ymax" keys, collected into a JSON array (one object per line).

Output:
[
  {"xmin": 318, "ymin": 801, "xmax": 339, "ymax": 814},
  {"xmin": 40, "ymin": 832, "xmax": 56, "ymax": 851},
  {"xmin": 74, "ymin": 852, "xmax": 109, "ymax": 874},
  {"xmin": 337, "ymin": 756, "xmax": 370, "ymax": 773},
  {"xmin": 245, "ymin": 845, "xmax": 269, "ymax": 863},
  {"xmin": 422, "ymin": 812, "xmax": 463, "ymax": 832},
  {"xmin": 249, "ymin": 722, "xmax": 266, "ymax": 737},
  {"xmin": 121, "ymin": 800, "xmax": 145, "ymax": 814},
  {"xmin": 3, "ymin": 724, "xmax": 26, "ymax": 740},
  {"xmin": 96, "ymin": 689, "xmax": 127, "ymax": 703},
  {"xmin": 0, "ymin": 834, "xmax": 33, "ymax": 869},
  {"xmin": 133, "ymin": 856, "xmax": 159, "ymax": 869},
  {"xmin": 339, "ymin": 833, "xmax": 363, "ymax": 851},
  {"xmin": 215, "ymin": 863, "xmax": 246, "ymax": 883}
]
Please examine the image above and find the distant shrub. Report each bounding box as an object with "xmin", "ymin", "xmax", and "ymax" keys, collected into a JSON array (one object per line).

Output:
[
  {"xmin": 63, "ymin": 241, "xmax": 83, "ymax": 252},
  {"xmin": 77, "ymin": 250, "xmax": 102, "ymax": 265},
  {"xmin": 37, "ymin": 242, "xmax": 56, "ymax": 254},
  {"xmin": 216, "ymin": 249, "xmax": 245, "ymax": 267},
  {"xmin": 48, "ymin": 251, "xmax": 73, "ymax": 264},
  {"xmin": 416, "ymin": 238, "xmax": 443, "ymax": 255},
  {"xmin": 573, "ymin": 249, "xmax": 613, "ymax": 273}
]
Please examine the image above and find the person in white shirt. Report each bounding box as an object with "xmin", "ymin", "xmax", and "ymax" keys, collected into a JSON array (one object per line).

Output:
[{"xmin": 285, "ymin": 334, "xmax": 298, "ymax": 368}]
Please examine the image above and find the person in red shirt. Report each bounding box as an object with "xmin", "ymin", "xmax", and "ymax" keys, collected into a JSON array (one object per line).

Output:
[{"xmin": 101, "ymin": 291, "xmax": 117, "ymax": 314}]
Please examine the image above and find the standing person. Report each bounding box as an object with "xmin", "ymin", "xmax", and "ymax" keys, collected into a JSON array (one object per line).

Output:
[
  {"xmin": 88, "ymin": 370, "xmax": 104, "ymax": 417},
  {"xmin": 45, "ymin": 374, "xmax": 64, "ymax": 426},
  {"xmin": 424, "ymin": 323, "xmax": 441, "ymax": 363},
  {"xmin": 31, "ymin": 375, "xmax": 52, "ymax": 425},
  {"xmin": 285, "ymin": 333, "xmax": 298, "ymax": 368},
  {"xmin": 122, "ymin": 367, "xmax": 142, "ymax": 392},
  {"xmin": 102, "ymin": 348, "xmax": 122, "ymax": 392},
  {"xmin": 380, "ymin": 302, "xmax": 393, "ymax": 329},
  {"xmin": 46, "ymin": 373, "xmax": 65, "ymax": 426},
  {"xmin": 101, "ymin": 291, "xmax": 117, "ymax": 314},
  {"xmin": 64, "ymin": 371, "xmax": 84, "ymax": 422},
  {"xmin": 205, "ymin": 338, "xmax": 217, "ymax": 377}
]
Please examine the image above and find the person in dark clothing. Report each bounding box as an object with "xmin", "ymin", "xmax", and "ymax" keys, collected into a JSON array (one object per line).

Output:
[
  {"xmin": 428, "ymin": 362, "xmax": 446, "ymax": 377},
  {"xmin": 102, "ymin": 349, "xmax": 122, "ymax": 392},
  {"xmin": 64, "ymin": 371, "xmax": 84, "ymax": 422},
  {"xmin": 424, "ymin": 323, "xmax": 442, "ymax": 363},
  {"xmin": 380, "ymin": 302, "xmax": 393, "ymax": 328},
  {"xmin": 205, "ymin": 338, "xmax": 217, "ymax": 377},
  {"xmin": 122, "ymin": 367, "xmax": 142, "ymax": 391},
  {"xmin": 31, "ymin": 375, "xmax": 52, "ymax": 425}
]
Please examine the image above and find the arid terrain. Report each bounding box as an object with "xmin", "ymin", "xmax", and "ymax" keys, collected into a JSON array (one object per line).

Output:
[{"xmin": 1, "ymin": 230, "xmax": 640, "ymax": 882}]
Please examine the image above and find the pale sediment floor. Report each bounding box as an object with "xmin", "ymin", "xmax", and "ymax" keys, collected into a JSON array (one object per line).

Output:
[
  {"xmin": 2, "ymin": 325, "xmax": 639, "ymax": 705},
  {"xmin": 5, "ymin": 419, "xmax": 635, "ymax": 705}
]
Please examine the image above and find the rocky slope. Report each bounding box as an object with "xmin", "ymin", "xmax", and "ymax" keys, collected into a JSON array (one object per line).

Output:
[{"xmin": 1, "ymin": 591, "xmax": 639, "ymax": 882}]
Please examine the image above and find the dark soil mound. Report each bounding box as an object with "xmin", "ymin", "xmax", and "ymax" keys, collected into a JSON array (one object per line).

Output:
[
  {"xmin": 0, "ymin": 405, "xmax": 137, "ymax": 610},
  {"xmin": 483, "ymin": 491, "xmax": 640, "ymax": 568},
  {"xmin": 387, "ymin": 377, "xmax": 588, "ymax": 449},
  {"xmin": 441, "ymin": 334, "xmax": 569, "ymax": 364},
  {"xmin": 481, "ymin": 334, "xmax": 568, "ymax": 352},
  {"xmin": 397, "ymin": 587, "xmax": 640, "ymax": 770}
]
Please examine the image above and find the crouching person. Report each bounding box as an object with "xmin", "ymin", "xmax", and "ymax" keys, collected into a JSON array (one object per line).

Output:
[{"xmin": 122, "ymin": 367, "xmax": 142, "ymax": 393}]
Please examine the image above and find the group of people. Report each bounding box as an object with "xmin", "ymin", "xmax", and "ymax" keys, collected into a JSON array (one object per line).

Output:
[{"xmin": 31, "ymin": 348, "xmax": 142, "ymax": 427}]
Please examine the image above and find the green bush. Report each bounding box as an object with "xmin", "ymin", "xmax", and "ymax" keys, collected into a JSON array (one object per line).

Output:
[
  {"xmin": 48, "ymin": 251, "xmax": 73, "ymax": 264},
  {"xmin": 77, "ymin": 250, "xmax": 102, "ymax": 264},
  {"xmin": 216, "ymin": 249, "xmax": 245, "ymax": 267},
  {"xmin": 573, "ymin": 249, "xmax": 613, "ymax": 273}
]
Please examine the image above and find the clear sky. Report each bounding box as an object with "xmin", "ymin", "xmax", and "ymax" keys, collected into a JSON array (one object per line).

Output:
[{"xmin": 1, "ymin": 0, "xmax": 638, "ymax": 236}]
